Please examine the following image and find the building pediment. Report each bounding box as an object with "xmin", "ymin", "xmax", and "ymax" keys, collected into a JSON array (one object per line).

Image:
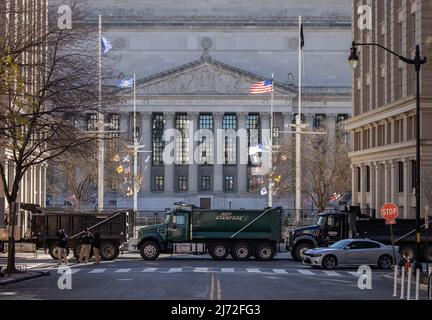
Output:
[{"xmin": 121, "ymin": 50, "xmax": 295, "ymax": 97}]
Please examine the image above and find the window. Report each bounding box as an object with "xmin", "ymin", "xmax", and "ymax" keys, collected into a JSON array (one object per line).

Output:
[
  {"xmin": 178, "ymin": 176, "xmax": 187, "ymax": 191},
  {"xmin": 357, "ymin": 167, "xmax": 361, "ymax": 192},
  {"xmin": 313, "ymin": 114, "xmax": 326, "ymax": 129},
  {"xmin": 378, "ymin": 124, "xmax": 385, "ymax": 147},
  {"xmin": 225, "ymin": 176, "xmax": 234, "ymax": 191},
  {"xmin": 152, "ymin": 114, "xmax": 165, "ymax": 166},
  {"xmin": 108, "ymin": 114, "xmax": 120, "ymax": 138},
  {"xmin": 201, "ymin": 176, "xmax": 211, "ymax": 191},
  {"xmin": 247, "ymin": 114, "xmax": 260, "ymax": 165},
  {"xmin": 291, "ymin": 113, "xmax": 305, "ymax": 124},
  {"xmin": 336, "ymin": 114, "xmax": 349, "ymax": 123},
  {"xmin": 387, "ymin": 122, "xmax": 392, "ymax": 145},
  {"xmin": 198, "ymin": 114, "xmax": 213, "ymax": 165},
  {"xmin": 175, "ymin": 114, "xmax": 189, "ymax": 165},
  {"xmin": 87, "ymin": 113, "xmax": 98, "ymax": 131},
  {"xmin": 173, "ymin": 214, "xmax": 185, "ymax": 225},
  {"xmin": 366, "ymin": 166, "xmax": 370, "ymax": 193},
  {"xmin": 154, "ymin": 175, "xmax": 164, "ymax": 191},
  {"xmin": 222, "ymin": 114, "xmax": 237, "ymax": 165},
  {"xmin": 398, "ymin": 162, "xmax": 404, "ymax": 193}
]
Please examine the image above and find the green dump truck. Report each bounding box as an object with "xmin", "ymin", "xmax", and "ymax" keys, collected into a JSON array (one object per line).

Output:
[{"xmin": 137, "ymin": 204, "xmax": 283, "ymax": 261}]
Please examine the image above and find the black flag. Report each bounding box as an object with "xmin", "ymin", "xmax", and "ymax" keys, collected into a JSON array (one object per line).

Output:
[{"xmin": 300, "ymin": 23, "xmax": 305, "ymax": 49}]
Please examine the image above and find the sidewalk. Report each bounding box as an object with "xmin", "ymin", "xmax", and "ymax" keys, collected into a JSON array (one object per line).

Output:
[{"xmin": 0, "ymin": 270, "xmax": 49, "ymax": 286}]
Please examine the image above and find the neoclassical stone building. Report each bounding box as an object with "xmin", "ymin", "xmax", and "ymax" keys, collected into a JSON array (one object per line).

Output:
[{"xmin": 54, "ymin": 0, "xmax": 353, "ymax": 211}]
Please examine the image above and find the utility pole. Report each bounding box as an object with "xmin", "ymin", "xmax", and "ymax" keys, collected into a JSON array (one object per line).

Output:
[{"xmin": 97, "ymin": 15, "xmax": 104, "ymax": 212}]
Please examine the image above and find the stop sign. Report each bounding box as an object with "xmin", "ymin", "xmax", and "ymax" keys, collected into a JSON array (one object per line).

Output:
[{"xmin": 381, "ymin": 203, "xmax": 399, "ymax": 221}]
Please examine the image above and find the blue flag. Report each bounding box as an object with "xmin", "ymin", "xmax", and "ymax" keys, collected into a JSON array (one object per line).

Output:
[
  {"xmin": 101, "ymin": 36, "xmax": 112, "ymax": 54},
  {"xmin": 117, "ymin": 77, "xmax": 134, "ymax": 88}
]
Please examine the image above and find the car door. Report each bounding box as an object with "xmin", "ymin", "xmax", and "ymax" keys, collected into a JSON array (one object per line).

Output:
[
  {"xmin": 360, "ymin": 241, "xmax": 382, "ymax": 265},
  {"xmin": 323, "ymin": 215, "xmax": 343, "ymax": 244},
  {"xmin": 342, "ymin": 241, "xmax": 366, "ymax": 265},
  {"xmin": 168, "ymin": 212, "xmax": 189, "ymax": 242}
]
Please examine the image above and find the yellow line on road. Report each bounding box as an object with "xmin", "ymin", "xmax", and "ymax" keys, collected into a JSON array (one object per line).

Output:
[
  {"xmin": 210, "ymin": 274, "xmax": 215, "ymax": 300},
  {"xmin": 217, "ymin": 276, "xmax": 222, "ymax": 300}
]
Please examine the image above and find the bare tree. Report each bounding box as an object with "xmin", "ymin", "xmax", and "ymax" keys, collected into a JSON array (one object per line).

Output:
[
  {"xmin": 0, "ymin": 2, "xmax": 115, "ymax": 272},
  {"xmin": 273, "ymin": 121, "xmax": 351, "ymax": 211}
]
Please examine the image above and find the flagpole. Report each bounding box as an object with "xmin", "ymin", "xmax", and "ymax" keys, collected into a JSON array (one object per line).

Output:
[
  {"xmin": 97, "ymin": 14, "xmax": 104, "ymax": 212},
  {"xmin": 268, "ymin": 73, "xmax": 274, "ymax": 208},
  {"xmin": 295, "ymin": 15, "xmax": 303, "ymax": 224},
  {"xmin": 133, "ymin": 74, "xmax": 138, "ymax": 212}
]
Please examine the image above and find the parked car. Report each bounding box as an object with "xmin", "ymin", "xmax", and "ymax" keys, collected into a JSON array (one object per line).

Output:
[{"xmin": 303, "ymin": 238, "xmax": 400, "ymax": 269}]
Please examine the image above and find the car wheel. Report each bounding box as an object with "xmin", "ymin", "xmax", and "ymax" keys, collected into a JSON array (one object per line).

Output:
[
  {"xmin": 378, "ymin": 254, "xmax": 393, "ymax": 269},
  {"xmin": 139, "ymin": 241, "xmax": 160, "ymax": 260},
  {"xmin": 231, "ymin": 243, "xmax": 251, "ymax": 261},
  {"xmin": 322, "ymin": 255, "xmax": 337, "ymax": 269},
  {"xmin": 209, "ymin": 243, "xmax": 229, "ymax": 260},
  {"xmin": 100, "ymin": 242, "xmax": 119, "ymax": 261},
  {"xmin": 255, "ymin": 242, "xmax": 276, "ymax": 261}
]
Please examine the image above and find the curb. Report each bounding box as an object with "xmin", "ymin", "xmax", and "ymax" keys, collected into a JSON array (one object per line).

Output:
[{"xmin": 0, "ymin": 270, "xmax": 50, "ymax": 287}]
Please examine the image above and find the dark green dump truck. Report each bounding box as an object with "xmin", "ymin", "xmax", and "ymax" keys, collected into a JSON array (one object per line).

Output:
[{"xmin": 137, "ymin": 204, "xmax": 283, "ymax": 261}]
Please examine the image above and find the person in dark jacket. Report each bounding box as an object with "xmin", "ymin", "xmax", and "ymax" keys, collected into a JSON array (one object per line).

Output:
[
  {"xmin": 56, "ymin": 229, "xmax": 68, "ymax": 266},
  {"xmin": 79, "ymin": 228, "xmax": 93, "ymax": 264},
  {"xmin": 92, "ymin": 231, "xmax": 101, "ymax": 264}
]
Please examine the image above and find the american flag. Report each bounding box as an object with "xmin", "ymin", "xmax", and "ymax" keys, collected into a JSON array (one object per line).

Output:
[{"xmin": 249, "ymin": 79, "xmax": 274, "ymax": 94}]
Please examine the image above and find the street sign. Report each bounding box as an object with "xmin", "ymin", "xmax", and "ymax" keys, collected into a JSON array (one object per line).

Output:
[
  {"xmin": 385, "ymin": 219, "xmax": 396, "ymax": 225},
  {"xmin": 381, "ymin": 203, "xmax": 399, "ymax": 221}
]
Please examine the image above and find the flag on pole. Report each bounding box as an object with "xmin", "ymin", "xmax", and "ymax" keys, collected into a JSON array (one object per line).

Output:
[
  {"xmin": 249, "ymin": 79, "xmax": 273, "ymax": 94},
  {"xmin": 117, "ymin": 77, "xmax": 134, "ymax": 88},
  {"xmin": 101, "ymin": 36, "xmax": 112, "ymax": 54},
  {"xmin": 300, "ymin": 22, "xmax": 305, "ymax": 49}
]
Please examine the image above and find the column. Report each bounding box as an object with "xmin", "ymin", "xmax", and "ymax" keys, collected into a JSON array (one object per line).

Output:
[
  {"xmin": 374, "ymin": 163, "xmax": 381, "ymax": 213},
  {"xmin": 164, "ymin": 112, "xmax": 175, "ymax": 193},
  {"xmin": 237, "ymin": 113, "xmax": 248, "ymax": 193},
  {"xmin": 390, "ymin": 160, "xmax": 395, "ymax": 203},
  {"xmin": 370, "ymin": 162, "xmax": 376, "ymax": 216},
  {"xmin": 188, "ymin": 112, "xmax": 199, "ymax": 193},
  {"xmin": 403, "ymin": 159, "xmax": 410, "ymax": 218},
  {"xmin": 212, "ymin": 113, "xmax": 224, "ymax": 193},
  {"xmin": 141, "ymin": 112, "xmax": 152, "ymax": 193},
  {"xmin": 281, "ymin": 112, "xmax": 292, "ymax": 146},
  {"xmin": 351, "ymin": 164, "xmax": 357, "ymax": 205},
  {"xmin": 359, "ymin": 164, "xmax": 365, "ymax": 210},
  {"xmin": 384, "ymin": 161, "xmax": 390, "ymax": 203}
]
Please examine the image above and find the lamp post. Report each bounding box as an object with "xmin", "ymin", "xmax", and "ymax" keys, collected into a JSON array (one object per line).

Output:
[{"xmin": 348, "ymin": 41, "xmax": 427, "ymax": 262}]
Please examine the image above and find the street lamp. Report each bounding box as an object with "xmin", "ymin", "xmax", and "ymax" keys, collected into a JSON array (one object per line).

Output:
[{"xmin": 348, "ymin": 41, "xmax": 427, "ymax": 263}]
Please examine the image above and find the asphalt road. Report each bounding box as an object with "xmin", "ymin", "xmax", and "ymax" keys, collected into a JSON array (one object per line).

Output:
[{"xmin": 0, "ymin": 252, "xmax": 412, "ymax": 300}]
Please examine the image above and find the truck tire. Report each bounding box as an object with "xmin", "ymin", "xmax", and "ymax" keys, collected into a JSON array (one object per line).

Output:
[
  {"xmin": 399, "ymin": 245, "xmax": 415, "ymax": 260},
  {"xmin": 322, "ymin": 255, "xmax": 337, "ymax": 270},
  {"xmin": 100, "ymin": 242, "xmax": 119, "ymax": 261},
  {"xmin": 377, "ymin": 254, "xmax": 393, "ymax": 269},
  {"xmin": 49, "ymin": 246, "xmax": 70, "ymax": 260},
  {"xmin": 255, "ymin": 242, "xmax": 276, "ymax": 261},
  {"xmin": 293, "ymin": 242, "xmax": 313, "ymax": 261},
  {"xmin": 140, "ymin": 241, "xmax": 160, "ymax": 260},
  {"xmin": 209, "ymin": 243, "xmax": 229, "ymax": 260},
  {"xmin": 231, "ymin": 242, "xmax": 251, "ymax": 261},
  {"xmin": 73, "ymin": 244, "xmax": 94, "ymax": 260}
]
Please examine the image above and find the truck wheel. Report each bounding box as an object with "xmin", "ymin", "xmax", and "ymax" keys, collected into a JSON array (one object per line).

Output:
[
  {"xmin": 400, "ymin": 245, "xmax": 415, "ymax": 260},
  {"xmin": 100, "ymin": 242, "xmax": 119, "ymax": 261},
  {"xmin": 73, "ymin": 245, "xmax": 94, "ymax": 260},
  {"xmin": 322, "ymin": 255, "xmax": 337, "ymax": 270},
  {"xmin": 140, "ymin": 241, "xmax": 160, "ymax": 260},
  {"xmin": 255, "ymin": 242, "xmax": 275, "ymax": 261},
  {"xmin": 294, "ymin": 243, "xmax": 313, "ymax": 261},
  {"xmin": 49, "ymin": 246, "xmax": 70, "ymax": 260},
  {"xmin": 209, "ymin": 243, "xmax": 229, "ymax": 260},
  {"xmin": 377, "ymin": 254, "xmax": 393, "ymax": 269},
  {"xmin": 231, "ymin": 243, "xmax": 251, "ymax": 261}
]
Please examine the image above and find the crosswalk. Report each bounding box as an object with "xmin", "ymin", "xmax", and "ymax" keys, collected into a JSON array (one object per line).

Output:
[{"xmin": 41, "ymin": 266, "xmax": 387, "ymax": 278}]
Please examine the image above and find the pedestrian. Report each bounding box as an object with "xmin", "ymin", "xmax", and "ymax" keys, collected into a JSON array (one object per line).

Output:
[
  {"xmin": 56, "ymin": 229, "xmax": 68, "ymax": 266},
  {"xmin": 92, "ymin": 231, "xmax": 101, "ymax": 264},
  {"xmin": 79, "ymin": 228, "xmax": 93, "ymax": 264}
]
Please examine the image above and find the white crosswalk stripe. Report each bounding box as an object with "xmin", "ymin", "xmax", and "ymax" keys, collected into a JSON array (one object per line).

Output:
[
  {"xmin": 166, "ymin": 268, "xmax": 182, "ymax": 273},
  {"xmin": 89, "ymin": 268, "xmax": 106, "ymax": 273},
  {"xmin": 323, "ymin": 271, "xmax": 341, "ymax": 276},
  {"xmin": 142, "ymin": 268, "xmax": 158, "ymax": 272},
  {"xmin": 115, "ymin": 268, "xmax": 131, "ymax": 273},
  {"xmin": 297, "ymin": 269, "xmax": 315, "ymax": 275},
  {"xmin": 272, "ymin": 269, "xmax": 288, "ymax": 274},
  {"xmin": 246, "ymin": 268, "xmax": 261, "ymax": 273},
  {"xmin": 193, "ymin": 267, "xmax": 208, "ymax": 272},
  {"xmin": 348, "ymin": 272, "xmax": 360, "ymax": 277},
  {"xmin": 221, "ymin": 268, "xmax": 235, "ymax": 273},
  {"xmin": 70, "ymin": 269, "xmax": 81, "ymax": 274}
]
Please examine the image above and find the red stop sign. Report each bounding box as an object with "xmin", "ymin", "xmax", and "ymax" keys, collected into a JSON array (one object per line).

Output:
[{"xmin": 381, "ymin": 203, "xmax": 399, "ymax": 221}]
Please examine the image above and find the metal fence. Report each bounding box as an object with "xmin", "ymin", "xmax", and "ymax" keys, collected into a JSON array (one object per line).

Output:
[{"xmin": 134, "ymin": 211, "xmax": 167, "ymax": 227}]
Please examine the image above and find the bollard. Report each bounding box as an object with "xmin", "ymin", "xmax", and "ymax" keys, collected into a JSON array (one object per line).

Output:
[
  {"xmin": 393, "ymin": 265, "xmax": 398, "ymax": 297},
  {"xmin": 400, "ymin": 266, "xmax": 405, "ymax": 300},
  {"xmin": 407, "ymin": 267, "xmax": 412, "ymax": 300},
  {"xmin": 415, "ymin": 268, "xmax": 420, "ymax": 300}
]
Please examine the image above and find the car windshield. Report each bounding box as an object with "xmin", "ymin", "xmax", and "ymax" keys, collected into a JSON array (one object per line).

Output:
[
  {"xmin": 329, "ymin": 239, "xmax": 352, "ymax": 249},
  {"xmin": 164, "ymin": 214, "xmax": 172, "ymax": 224}
]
